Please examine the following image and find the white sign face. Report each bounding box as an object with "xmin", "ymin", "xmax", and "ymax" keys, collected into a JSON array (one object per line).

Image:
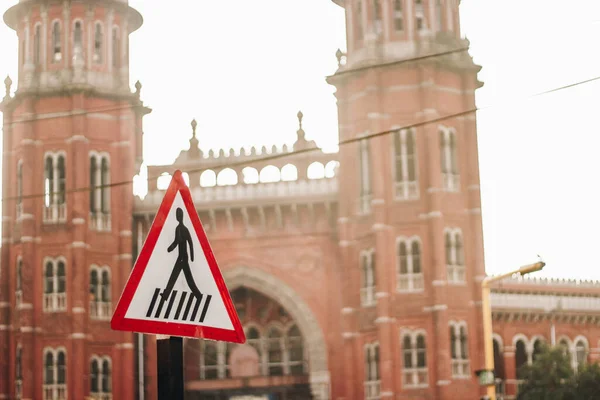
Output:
[{"xmin": 124, "ymin": 192, "xmax": 234, "ymax": 330}]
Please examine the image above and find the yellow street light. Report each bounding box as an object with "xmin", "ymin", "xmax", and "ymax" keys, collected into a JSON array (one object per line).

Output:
[{"xmin": 481, "ymin": 261, "xmax": 545, "ymax": 400}]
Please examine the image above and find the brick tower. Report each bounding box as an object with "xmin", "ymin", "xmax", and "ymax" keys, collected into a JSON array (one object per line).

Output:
[
  {"xmin": 0, "ymin": 0, "xmax": 149, "ymax": 399},
  {"xmin": 327, "ymin": 0, "xmax": 486, "ymax": 398}
]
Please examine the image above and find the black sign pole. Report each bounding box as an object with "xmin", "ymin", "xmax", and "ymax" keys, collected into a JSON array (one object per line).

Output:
[{"xmin": 157, "ymin": 335, "xmax": 184, "ymax": 400}]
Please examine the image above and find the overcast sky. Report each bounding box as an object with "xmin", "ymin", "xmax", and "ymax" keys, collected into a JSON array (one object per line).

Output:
[{"xmin": 1, "ymin": 0, "xmax": 600, "ymax": 280}]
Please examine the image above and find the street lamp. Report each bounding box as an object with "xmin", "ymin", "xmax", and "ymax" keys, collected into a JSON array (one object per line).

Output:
[{"xmin": 480, "ymin": 261, "xmax": 546, "ymax": 400}]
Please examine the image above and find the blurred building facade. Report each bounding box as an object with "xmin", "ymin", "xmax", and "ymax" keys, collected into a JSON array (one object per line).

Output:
[{"xmin": 2, "ymin": 1, "xmax": 600, "ymax": 400}]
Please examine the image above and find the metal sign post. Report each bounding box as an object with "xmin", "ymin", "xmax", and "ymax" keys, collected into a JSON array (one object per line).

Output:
[{"xmin": 157, "ymin": 335, "xmax": 184, "ymax": 400}]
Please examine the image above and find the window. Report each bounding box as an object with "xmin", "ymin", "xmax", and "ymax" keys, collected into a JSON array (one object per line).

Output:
[
  {"xmin": 356, "ymin": 1, "xmax": 363, "ymax": 40},
  {"xmin": 574, "ymin": 338, "xmax": 588, "ymax": 369},
  {"xmin": 43, "ymin": 348, "xmax": 67, "ymax": 400},
  {"xmin": 393, "ymin": 129, "xmax": 418, "ymax": 200},
  {"xmin": 397, "ymin": 237, "xmax": 423, "ymax": 292},
  {"xmin": 112, "ymin": 27, "xmax": 119, "ymax": 68},
  {"xmin": 358, "ymin": 138, "xmax": 372, "ymax": 214},
  {"xmin": 43, "ymin": 257, "xmax": 66, "ymax": 312},
  {"xmin": 16, "ymin": 257, "xmax": 22, "ymax": 306},
  {"xmin": 44, "ymin": 153, "xmax": 66, "ymax": 223},
  {"xmin": 90, "ymin": 153, "xmax": 111, "ymax": 231},
  {"xmin": 364, "ymin": 342, "xmax": 381, "ymax": 400},
  {"xmin": 90, "ymin": 265, "xmax": 111, "ymax": 320},
  {"xmin": 360, "ymin": 249, "xmax": 376, "ymax": 306},
  {"xmin": 267, "ymin": 327, "xmax": 284, "ymax": 376},
  {"xmin": 94, "ymin": 23, "xmax": 103, "ymax": 63},
  {"xmin": 52, "ymin": 21, "xmax": 62, "ymax": 62},
  {"xmin": 493, "ymin": 338, "xmax": 506, "ymax": 395},
  {"xmin": 394, "ymin": 0, "xmax": 404, "ymax": 31},
  {"xmin": 515, "ymin": 338, "xmax": 528, "ymax": 380},
  {"xmin": 73, "ymin": 21, "xmax": 83, "ymax": 51},
  {"xmin": 445, "ymin": 228, "xmax": 465, "ymax": 283},
  {"xmin": 440, "ymin": 127, "xmax": 459, "ymax": 191},
  {"xmin": 373, "ymin": 0, "xmax": 382, "ymax": 34},
  {"xmin": 287, "ymin": 325, "xmax": 305, "ymax": 375},
  {"xmin": 34, "ymin": 24, "xmax": 41, "ymax": 65},
  {"xmin": 402, "ymin": 331, "xmax": 428, "ymax": 388},
  {"xmin": 450, "ymin": 322, "xmax": 470, "ymax": 378},
  {"xmin": 15, "ymin": 344, "xmax": 22, "ymax": 400},
  {"xmin": 415, "ymin": 0, "xmax": 424, "ymax": 31},
  {"xmin": 16, "ymin": 160, "xmax": 23, "ymax": 218},
  {"xmin": 90, "ymin": 356, "xmax": 112, "ymax": 399},
  {"xmin": 199, "ymin": 341, "xmax": 231, "ymax": 379}
]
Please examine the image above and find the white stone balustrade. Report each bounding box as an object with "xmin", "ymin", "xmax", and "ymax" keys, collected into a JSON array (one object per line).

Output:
[
  {"xmin": 136, "ymin": 178, "xmax": 338, "ymax": 209},
  {"xmin": 490, "ymin": 292, "xmax": 600, "ymax": 313}
]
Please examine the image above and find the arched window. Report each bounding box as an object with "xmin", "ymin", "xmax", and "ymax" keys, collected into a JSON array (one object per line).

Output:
[
  {"xmin": 358, "ymin": 139, "xmax": 371, "ymax": 213},
  {"xmin": 515, "ymin": 339, "xmax": 528, "ymax": 379},
  {"xmin": 16, "ymin": 160, "xmax": 22, "ymax": 217},
  {"xmin": 73, "ymin": 21, "xmax": 83, "ymax": 51},
  {"xmin": 34, "ymin": 24, "xmax": 41, "ymax": 65},
  {"xmin": 393, "ymin": 129, "xmax": 418, "ymax": 200},
  {"xmin": 90, "ymin": 358, "xmax": 99, "ymax": 393},
  {"xmin": 449, "ymin": 322, "xmax": 470, "ymax": 378},
  {"xmin": 157, "ymin": 173, "xmax": 172, "ymax": 190},
  {"xmin": 360, "ymin": 249, "xmax": 376, "ymax": 306},
  {"xmin": 90, "ymin": 153, "xmax": 111, "ymax": 230},
  {"xmin": 574, "ymin": 338, "xmax": 588, "ymax": 369},
  {"xmin": 532, "ymin": 338, "xmax": 544, "ymax": 362},
  {"xmin": 493, "ymin": 338, "xmax": 505, "ymax": 380},
  {"xmin": 90, "ymin": 266, "xmax": 111, "ymax": 320},
  {"xmin": 43, "ymin": 258, "xmax": 67, "ymax": 312},
  {"xmin": 445, "ymin": 229, "xmax": 465, "ymax": 283},
  {"xmin": 44, "ymin": 153, "xmax": 67, "ymax": 222},
  {"xmin": 52, "ymin": 21, "xmax": 61, "ymax": 62},
  {"xmin": 15, "ymin": 344, "xmax": 23, "ymax": 399},
  {"xmin": 94, "ymin": 23, "xmax": 103, "ymax": 63},
  {"xmin": 364, "ymin": 342, "xmax": 380, "ymax": 400},
  {"xmin": 287, "ymin": 325, "xmax": 304, "ymax": 375},
  {"xmin": 402, "ymin": 331, "xmax": 428, "ymax": 388},
  {"xmin": 440, "ymin": 127, "xmax": 459, "ymax": 191},
  {"xmin": 397, "ymin": 238, "xmax": 423, "ymax": 292},
  {"xmin": 259, "ymin": 165, "xmax": 281, "ymax": 183},
  {"xmin": 242, "ymin": 167, "xmax": 259, "ymax": 184},
  {"xmin": 101, "ymin": 157, "xmax": 110, "ymax": 214},
  {"xmin": 307, "ymin": 162, "xmax": 325, "ymax": 180},
  {"xmin": 112, "ymin": 27, "xmax": 120, "ymax": 68},
  {"xmin": 267, "ymin": 327, "xmax": 284, "ymax": 376},
  {"xmin": 280, "ymin": 164, "xmax": 298, "ymax": 181},
  {"xmin": 200, "ymin": 170, "xmax": 217, "ymax": 187},
  {"xmin": 394, "ymin": 0, "xmax": 404, "ymax": 31},
  {"xmin": 216, "ymin": 168, "xmax": 238, "ymax": 186},
  {"xmin": 101, "ymin": 358, "xmax": 111, "ymax": 394},
  {"xmin": 44, "ymin": 348, "xmax": 67, "ymax": 399}
]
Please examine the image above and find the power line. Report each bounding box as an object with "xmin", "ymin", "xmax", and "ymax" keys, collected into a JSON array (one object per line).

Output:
[{"xmin": 3, "ymin": 73, "xmax": 600, "ymax": 203}]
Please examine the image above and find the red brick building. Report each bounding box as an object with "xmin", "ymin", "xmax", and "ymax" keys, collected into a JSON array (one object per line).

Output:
[{"xmin": 2, "ymin": 1, "xmax": 600, "ymax": 400}]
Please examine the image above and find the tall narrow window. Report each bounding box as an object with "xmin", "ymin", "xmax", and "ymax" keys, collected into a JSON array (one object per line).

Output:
[
  {"xmin": 358, "ymin": 139, "xmax": 372, "ymax": 213},
  {"xmin": 397, "ymin": 238, "xmax": 423, "ymax": 292},
  {"xmin": 16, "ymin": 257, "xmax": 22, "ymax": 306},
  {"xmin": 364, "ymin": 343, "xmax": 381, "ymax": 400},
  {"xmin": 393, "ymin": 129, "xmax": 418, "ymax": 200},
  {"xmin": 16, "ymin": 160, "xmax": 23, "ymax": 218},
  {"xmin": 200, "ymin": 341, "xmax": 218, "ymax": 379},
  {"xmin": 43, "ymin": 348, "xmax": 67, "ymax": 400},
  {"xmin": 415, "ymin": 0, "xmax": 424, "ymax": 31},
  {"xmin": 493, "ymin": 338, "xmax": 506, "ymax": 395},
  {"xmin": 52, "ymin": 21, "xmax": 62, "ymax": 62},
  {"xmin": 267, "ymin": 327, "xmax": 284, "ymax": 376},
  {"xmin": 34, "ymin": 25, "xmax": 41, "ymax": 65},
  {"xmin": 90, "ymin": 153, "xmax": 111, "ymax": 231},
  {"xmin": 90, "ymin": 156, "xmax": 97, "ymax": 214},
  {"xmin": 43, "ymin": 258, "xmax": 67, "ymax": 312},
  {"xmin": 44, "ymin": 153, "xmax": 67, "ymax": 223},
  {"xmin": 450, "ymin": 322, "xmax": 470, "ymax": 378},
  {"xmin": 112, "ymin": 27, "xmax": 119, "ymax": 68},
  {"xmin": 90, "ymin": 359, "xmax": 99, "ymax": 394},
  {"xmin": 101, "ymin": 157, "xmax": 109, "ymax": 213},
  {"xmin": 440, "ymin": 128, "xmax": 459, "ymax": 191},
  {"xmin": 402, "ymin": 332, "xmax": 428, "ymax": 388},
  {"xmin": 94, "ymin": 23, "xmax": 103, "ymax": 63},
  {"xmin": 44, "ymin": 156, "xmax": 54, "ymax": 207},
  {"xmin": 575, "ymin": 339, "xmax": 588, "ymax": 369},
  {"xmin": 73, "ymin": 21, "xmax": 83, "ymax": 51},
  {"xmin": 101, "ymin": 359, "xmax": 111, "ymax": 395},
  {"xmin": 360, "ymin": 250, "xmax": 376, "ymax": 306},
  {"xmin": 394, "ymin": 0, "xmax": 404, "ymax": 31},
  {"xmin": 445, "ymin": 229, "xmax": 465, "ymax": 283},
  {"xmin": 15, "ymin": 345, "xmax": 22, "ymax": 400},
  {"xmin": 287, "ymin": 325, "xmax": 305, "ymax": 375},
  {"xmin": 57, "ymin": 156, "xmax": 65, "ymax": 205}
]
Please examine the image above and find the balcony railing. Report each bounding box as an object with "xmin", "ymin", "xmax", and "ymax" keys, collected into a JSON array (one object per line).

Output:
[
  {"xmin": 395, "ymin": 181, "xmax": 419, "ymax": 201},
  {"xmin": 90, "ymin": 393, "xmax": 112, "ymax": 400},
  {"xmin": 490, "ymin": 292, "xmax": 600, "ymax": 313},
  {"xmin": 43, "ymin": 293, "xmax": 67, "ymax": 312},
  {"xmin": 360, "ymin": 287, "xmax": 376, "ymax": 307},
  {"xmin": 402, "ymin": 367, "xmax": 428, "ymax": 388},
  {"xmin": 364, "ymin": 380, "xmax": 381, "ymax": 400},
  {"xmin": 398, "ymin": 274, "xmax": 424, "ymax": 292},
  {"xmin": 43, "ymin": 204, "xmax": 66, "ymax": 224},
  {"xmin": 90, "ymin": 212, "xmax": 111, "ymax": 232},
  {"xmin": 358, "ymin": 193, "xmax": 372, "ymax": 215},
  {"xmin": 451, "ymin": 359, "xmax": 470, "ymax": 378},
  {"xmin": 43, "ymin": 384, "xmax": 67, "ymax": 400},
  {"xmin": 442, "ymin": 173, "xmax": 460, "ymax": 192},
  {"xmin": 90, "ymin": 301, "xmax": 112, "ymax": 320},
  {"xmin": 447, "ymin": 265, "xmax": 465, "ymax": 283}
]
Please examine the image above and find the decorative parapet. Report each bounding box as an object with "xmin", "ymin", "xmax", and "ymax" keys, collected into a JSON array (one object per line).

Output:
[
  {"xmin": 490, "ymin": 292, "xmax": 600, "ymax": 314},
  {"xmin": 491, "ymin": 275, "xmax": 600, "ymax": 289}
]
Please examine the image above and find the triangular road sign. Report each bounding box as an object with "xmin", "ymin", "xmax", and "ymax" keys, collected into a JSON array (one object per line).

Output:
[{"xmin": 111, "ymin": 170, "xmax": 246, "ymax": 343}]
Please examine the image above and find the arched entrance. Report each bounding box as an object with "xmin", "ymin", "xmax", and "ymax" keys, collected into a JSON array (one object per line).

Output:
[{"xmin": 223, "ymin": 266, "xmax": 330, "ymax": 400}]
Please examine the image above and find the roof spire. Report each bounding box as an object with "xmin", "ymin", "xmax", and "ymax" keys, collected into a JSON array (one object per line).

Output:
[
  {"xmin": 188, "ymin": 118, "xmax": 200, "ymax": 158},
  {"xmin": 4, "ymin": 75, "xmax": 12, "ymax": 100},
  {"xmin": 191, "ymin": 118, "xmax": 198, "ymax": 138},
  {"xmin": 296, "ymin": 110, "xmax": 305, "ymax": 140}
]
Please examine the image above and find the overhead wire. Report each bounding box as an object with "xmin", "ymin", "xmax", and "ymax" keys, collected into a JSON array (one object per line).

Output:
[{"xmin": 2, "ymin": 68, "xmax": 600, "ymax": 203}]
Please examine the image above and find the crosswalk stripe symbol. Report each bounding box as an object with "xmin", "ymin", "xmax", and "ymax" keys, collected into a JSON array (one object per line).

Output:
[{"xmin": 111, "ymin": 170, "xmax": 245, "ymax": 344}]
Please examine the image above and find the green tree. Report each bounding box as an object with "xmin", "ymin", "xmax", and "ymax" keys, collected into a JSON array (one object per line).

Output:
[
  {"xmin": 516, "ymin": 343, "xmax": 575, "ymax": 400},
  {"xmin": 573, "ymin": 362, "xmax": 600, "ymax": 399}
]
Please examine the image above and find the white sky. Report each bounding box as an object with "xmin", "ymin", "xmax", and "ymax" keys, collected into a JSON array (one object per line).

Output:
[{"xmin": 1, "ymin": 0, "xmax": 600, "ymax": 280}]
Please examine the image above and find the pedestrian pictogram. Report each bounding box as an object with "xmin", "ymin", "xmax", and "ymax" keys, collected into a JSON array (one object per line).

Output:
[{"xmin": 111, "ymin": 170, "xmax": 245, "ymax": 343}]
